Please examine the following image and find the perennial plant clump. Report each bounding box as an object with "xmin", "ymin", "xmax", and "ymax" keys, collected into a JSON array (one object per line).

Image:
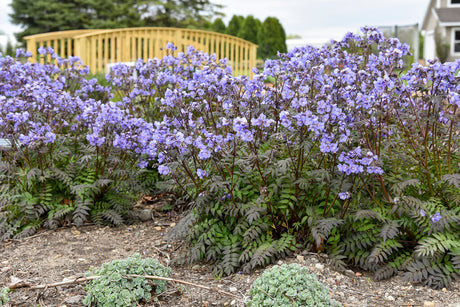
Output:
[
  {"xmin": 0, "ymin": 287, "xmax": 9, "ymax": 305},
  {"xmin": 0, "ymin": 48, "xmax": 159, "ymax": 239},
  {"xmin": 83, "ymin": 254, "xmax": 171, "ymax": 306},
  {"xmin": 247, "ymin": 263, "xmax": 340, "ymax": 307},
  {"xmin": 0, "ymin": 26, "xmax": 459, "ymax": 288}
]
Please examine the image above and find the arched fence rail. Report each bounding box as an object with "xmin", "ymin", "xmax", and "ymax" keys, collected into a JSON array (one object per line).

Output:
[{"xmin": 24, "ymin": 27, "xmax": 258, "ymax": 77}]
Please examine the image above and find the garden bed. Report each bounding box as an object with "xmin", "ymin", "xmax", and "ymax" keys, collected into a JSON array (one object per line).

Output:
[
  {"xmin": 1, "ymin": 204, "xmax": 459, "ymax": 306},
  {"xmin": 1, "ymin": 27, "xmax": 460, "ymax": 306}
]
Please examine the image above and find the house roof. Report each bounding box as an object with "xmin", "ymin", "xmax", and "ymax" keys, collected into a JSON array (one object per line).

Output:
[
  {"xmin": 422, "ymin": 0, "xmax": 436, "ymax": 30},
  {"xmin": 434, "ymin": 8, "xmax": 460, "ymax": 24}
]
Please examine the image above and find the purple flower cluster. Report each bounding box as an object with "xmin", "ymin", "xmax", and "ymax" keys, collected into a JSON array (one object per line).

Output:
[
  {"xmin": 1, "ymin": 26, "xmax": 458, "ymax": 206},
  {"xmin": 337, "ymin": 147, "xmax": 382, "ymax": 175},
  {"xmin": 0, "ymin": 47, "xmax": 152, "ymax": 169},
  {"xmin": 420, "ymin": 209, "xmax": 442, "ymax": 223}
]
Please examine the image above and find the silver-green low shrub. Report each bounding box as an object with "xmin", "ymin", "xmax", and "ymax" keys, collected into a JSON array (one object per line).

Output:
[
  {"xmin": 247, "ymin": 263, "xmax": 341, "ymax": 307},
  {"xmin": 83, "ymin": 254, "xmax": 171, "ymax": 307}
]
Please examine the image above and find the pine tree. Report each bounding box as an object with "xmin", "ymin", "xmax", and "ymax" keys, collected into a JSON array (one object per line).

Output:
[
  {"xmin": 9, "ymin": 0, "xmax": 145, "ymax": 42},
  {"xmin": 257, "ymin": 17, "xmax": 287, "ymax": 59},
  {"xmin": 237, "ymin": 15, "xmax": 261, "ymax": 45},
  {"xmin": 211, "ymin": 18, "xmax": 226, "ymax": 34},
  {"xmin": 226, "ymin": 15, "xmax": 244, "ymax": 37},
  {"xmin": 9, "ymin": 0, "xmax": 223, "ymax": 43},
  {"xmin": 5, "ymin": 39, "xmax": 15, "ymax": 57},
  {"xmin": 143, "ymin": 0, "xmax": 222, "ymax": 29}
]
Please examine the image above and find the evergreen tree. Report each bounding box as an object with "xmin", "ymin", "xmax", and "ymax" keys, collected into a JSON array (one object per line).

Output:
[
  {"xmin": 9, "ymin": 0, "xmax": 145, "ymax": 42},
  {"xmin": 9, "ymin": 0, "xmax": 222, "ymax": 43},
  {"xmin": 211, "ymin": 18, "xmax": 226, "ymax": 34},
  {"xmin": 5, "ymin": 39, "xmax": 15, "ymax": 57},
  {"xmin": 237, "ymin": 15, "xmax": 260, "ymax": 44},
  {"xmin": 142, "ymin": 0, "xmax": 222, "ymax": 29},
  {"xmin": 226, "ymin": 15, "xmax": 244, "ymax": 37},
  {"xmin": 257, "ymin": 17, "xmax": 287, "ymax": 59}
]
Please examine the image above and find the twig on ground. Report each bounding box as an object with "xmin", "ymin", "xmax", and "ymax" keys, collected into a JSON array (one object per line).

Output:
[
  {"xmin": 6, "ymin": 274, "xmax": 243, "ymax": 301},
  {"xmin": 126, "ymin": 274, "xmax": 241, "ymax": 299},
  {"xmin": 7, "ymin": 275, "xmax": 100, "ymax": 290}
]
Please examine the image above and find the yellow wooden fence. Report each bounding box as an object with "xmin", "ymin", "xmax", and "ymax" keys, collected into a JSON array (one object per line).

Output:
[{"xmin": 24, "ymin": 27, "xmax": 258, "ymax": 77}]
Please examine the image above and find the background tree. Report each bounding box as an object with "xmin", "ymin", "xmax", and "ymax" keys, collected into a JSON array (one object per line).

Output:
[
  {"xmin": 9, "ymin": 0, "xmax": 145, "ymax": 42},
  {"xmin": 237, "ymin": 15, "xmax": 260, "ymax": 45},
  {"xmin": 4, "ymin": 39, "xmax": 15, "ymax": 57},
  {"xmin": 142, "ymin": 0, "xmax": 222, "ymax": 29},
  {"xmin": 226, "ymin": 15, "xmax": 244, "ymax": 37},
  {"xmin": 9, "ymin": 0, "xmax": 222, "ymax": 43},
  {"xmin": 257, "ymin": 16, "xmax": 287, "ymax": 59},
  {"xmin": 211, "ymin": 18, "xmax": 226, "ymax": 34}
]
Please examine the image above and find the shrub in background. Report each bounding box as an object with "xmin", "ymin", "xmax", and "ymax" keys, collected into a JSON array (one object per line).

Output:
[
  {"xmin": 257, "ymin": 16, "xmax": 287, "ymax": 58},
  {"xmin": 226, "ymin": 15, "xmax": 244, "ymax": 37},
  {"xmin": 83, "ymin": 254, "xmax": 171, "ymax": 306},
  {"xmin": 211, "ymin": 18, "xmax": 226, "ymax": 34},
  {"xmin": 237, "ymin": 15, "xmax": 261, "ymax": 45},
  {"xmin": 248, "ymin": 263, "xmax": 340, "ymax": 307}
]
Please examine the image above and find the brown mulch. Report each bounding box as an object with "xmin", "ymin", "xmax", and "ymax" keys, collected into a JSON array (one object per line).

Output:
[{"xmin": 1, "ymin": 200, "xmax": 459, "ymax": 306}]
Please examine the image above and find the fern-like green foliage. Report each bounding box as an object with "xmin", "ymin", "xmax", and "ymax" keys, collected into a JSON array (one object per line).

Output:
[
  {"xmin": 0, "ymin": 135, "xmax": 159, "ymax": 239},
  {"xmin": 324, "ymin": 197, "xmax": 460, "ymax": 289},
  {"xmin": 170, "ymin": 196, "xmax": 297, "ymax": 276}
]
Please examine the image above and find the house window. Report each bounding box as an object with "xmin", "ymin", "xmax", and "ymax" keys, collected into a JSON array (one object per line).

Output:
[
  {"xmin": 450, "ymin": 0, "xmax": 460, "ymax": 5},
  {"xmin": 453, "ymin": 29, "xmax": 460, "ymax": 54}
]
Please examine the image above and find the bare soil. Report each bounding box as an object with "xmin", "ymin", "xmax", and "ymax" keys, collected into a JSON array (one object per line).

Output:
[{"xmin": 1, "ymin": 199, "xmax": 459, "ymax": 307}]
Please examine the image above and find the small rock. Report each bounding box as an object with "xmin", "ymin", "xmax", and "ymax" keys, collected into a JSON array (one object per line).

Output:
[
  {"xmin": 315, "ymin": 263, "xmax": 324, "ymax": 270},
  {"xmin": 9, "ymin": 276, "xmax": 26, "ymax": 288},
  {"xmin": 66, "ymin": 295, "xmax": 83, "ymax": 304},
  {"xmin": 229, "ymin": 286, "xmax": 237, "ymax": 292},
  {"xmin": 386, "ymin": 295, "xmax": 395, "ymax": 301},
  {"xmin": 133, "ymin": 209, "xmax": 153, "ymax": 221},
  {"xmin": 230, "ymin": 300, "xmax": 236, "ymax": 306},
  {"xmin": 344, "ymin": 269, "xmax": 355, "ymax": 277},
  {"xmin": 296, "ymin": 255, "xmax": 304, "ymax": 262},
  {"xmin": 424, "ymin": 302, "xmax": 436, "ymax": 307},
  {"xmin": 192, "ymin": 265, "xmax": 201, "ymax": 270}
]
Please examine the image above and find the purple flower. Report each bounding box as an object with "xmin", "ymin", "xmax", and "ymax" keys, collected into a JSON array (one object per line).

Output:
[
  {"xmin": 420, "ymin": 209, "xmax": 426, "ymax": 217},
  {"xmin": 197, "ymin": 168, "xmax": 208, "ymax": 179},
  {"xmin": 367, "ymin": 166, "xmax": 384, "ymax": 175},
  {"xmin": 198, "ymin": 149, "xmax": 211, "ymax": 160},
  {"xmin": 166, "ymin": 42, "xmax": 177, "ymax": 51},
  {"xmin": 138, "ymin": 160, "xmax": 148, "ymax": 168},
  {"xmin": 338, "ymin": 192, "xmax": 350, "ymax": 200},
  {"xmin": 158, "ymin": 165, "xmax": 170, "ymax": 175},
  {"xmin": 431, "ymin": 213, "xmax": 441, "ymax": 223}
]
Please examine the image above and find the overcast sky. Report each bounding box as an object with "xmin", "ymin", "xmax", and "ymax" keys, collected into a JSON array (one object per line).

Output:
[{"xmin": 1, "ymin": 0, "xmax": 431, "ymax": 48}]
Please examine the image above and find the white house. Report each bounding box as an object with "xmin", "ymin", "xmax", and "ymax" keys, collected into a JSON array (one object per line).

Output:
[{"xmin": 422, "ymin": 0, "xmax": 460, "ymax": 61}]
